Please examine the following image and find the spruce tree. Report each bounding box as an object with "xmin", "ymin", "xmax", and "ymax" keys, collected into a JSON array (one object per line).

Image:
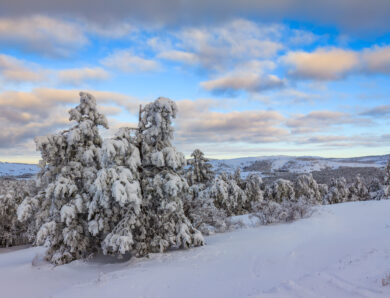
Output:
[
  {"xmin": 137, "ymin": 97, "xmax": 204, "ymax": 253},
  {"xmin": 18, "ymin": 92, "xmax": 108, "ymax": 264}
]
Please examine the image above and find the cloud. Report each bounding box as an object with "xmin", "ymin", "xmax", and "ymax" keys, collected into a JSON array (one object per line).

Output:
[
  {"xmin": 286, "ymin": 110, "xmax": 362, "ymax": 134},
  {"xmin": 200, "ymin": 60, "xmax": 284, "ymax": 94},
  {"xmin": 282, "ymin": 48, "xmax": 359, "ymax": 80},
  {"xmin": 101, "ymin": 49, "xmax": 160, "ymax": 72},
  {"xmin": 157, "ymin": 50, "xmax": 199, "ymax": 65},
  {"xmin": 58, "ymin": 67, "xmax": 110, "ymax": 86},
  {"xmin": 360, "ymin": 105, "xmax": 390, "ymax": 117},
  {"xmin": 201, "ymin": 73, "xmax": 284, "ymax": 94},
  {"xmin": 175, "ymin": 99, "xmax": 287, "ymax": 144},
  {"xmin": 2, "ymin": 0, "xmax": 390, "ymax": 36},
  {"xmin": 158, "ymin": 20, "xmax": 284, "ymax": 72},
  {"xmin": 0, "ymin": 54, "xmax": 46, "ymax": 83},
  {"xmin": 0, "ymin": 88, "xmax": 143, "ymax": 151},
  {"xmin": 362, "ymin": 46, "xmax": 390, "ymax": 75},
  {"xmin": 0, "ymin": 15, "xmax": 88, "ymax": 57}
]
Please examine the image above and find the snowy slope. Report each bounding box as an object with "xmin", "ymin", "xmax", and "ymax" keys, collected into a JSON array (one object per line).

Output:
[
  {"xmin": 210, "ymin": 154, "xmax": 388, "ymax": 176},
  {"xmin": 0, "ymin": 154, "xmax": 387, "ymax": 178},
  {"xmin": 1, "ymin": 200, "xmax": 390, "ymax": 298},
  {"xmin": 0, "ymin": 162, "xmax": 39, "ymax": 177}
]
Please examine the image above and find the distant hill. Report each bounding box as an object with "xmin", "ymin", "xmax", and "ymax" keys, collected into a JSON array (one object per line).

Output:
[
  {"xmin": 1, "ymin": 154, "xmax": 388, "ymax": 179},
  {"xmin": 0, "ymin": 162, "xmax": 39, "ymax": 178}
]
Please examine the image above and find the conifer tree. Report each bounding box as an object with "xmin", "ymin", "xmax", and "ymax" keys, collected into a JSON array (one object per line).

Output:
[
  {"xmin": 0, "ymin": 179, "xmax": 36, "ymax": 246},
  {"xmin": 323, "ymin": 177, "xmax": 349, "ymax": 204},
  {"xmin": 348, "ymin": 174, "xmax": 369, "ymax": 201},
  {"xmin": 294, "ymin": 174, "xmax": 322, "ymax": 205},
  {"xmin": 18, "ymin": 92, "xmax": 108, "ymax": 264},
  {"xmin": 137, "ymin": 97, "xmax": 204, "ymax": 253},
  {"xmin": 186, "ymin": 149, "xmax": 214, "ymax": 186},
  {"xmin": 88, "ymin": 127, "xmax": 146, "ymax": 256}
]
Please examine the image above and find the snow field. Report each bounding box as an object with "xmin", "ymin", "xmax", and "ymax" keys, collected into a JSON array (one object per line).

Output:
[{"xmin": 1, "ymin": 200, "xmax": 390, "ymax": 298}]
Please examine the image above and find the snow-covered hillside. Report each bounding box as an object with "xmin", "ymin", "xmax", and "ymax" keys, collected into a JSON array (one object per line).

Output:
[
  {"xmin": 0, "ymin": 162, "xmax": 39, "ymax": 177},
  {"xmin": 1, "ymin": 154, "xmax": 387, "ymax": 178},
  {"xmin": 210, "ymin": 154, "xmax": 388, "ymax": 177},
  {"xmin": 1, "ymin": 200, "xmax": 390, "ymax": 298}
]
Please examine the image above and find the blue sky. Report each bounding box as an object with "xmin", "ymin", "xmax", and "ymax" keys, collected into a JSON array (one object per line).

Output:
[{"xmin": 1, "ymin": 0, "xmax": 390, "ymax": 163}]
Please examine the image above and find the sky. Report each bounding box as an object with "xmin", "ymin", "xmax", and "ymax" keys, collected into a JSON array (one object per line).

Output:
[{"xmin": 1, "ymin": 0, "xmax": 390, "ymax": 163}]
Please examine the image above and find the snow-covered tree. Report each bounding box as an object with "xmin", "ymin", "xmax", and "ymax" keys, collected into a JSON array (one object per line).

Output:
[
  {"xmin": 183, "ymin": 149, "xmax": 226, "ymax": 235},
  {"xmin": 265, "ymin": 179, "xmax": 295, "ymax": 203},
  {"xmin": 243, "ymin": 173, "xmax": 264, "ymax": 210},
  {"xmin": 88, "ymin": 127, "xmax": 146, "ymax": 256},
  {"xmin": 209, "ymin": 172, "xmax": 247, "ymax": 216},
  {"xmin": 294, "ymin": 174, "xmax": 322, "ymax": 205},
  {"xmin": 137, "ymin": 97, "xmax": 204, "ymax": 253},
  {"xmin": 348, "ymin": 174, "xmax": 369, "ymax": 201},
  {"xmin": 0, "ymin": 179, "xmax": 36, "ymax": 246},
  {"xmin": 184, "ymin": 184, "xmax": 227, "ymax": 235},
  {"xmin": 323, "ymin": 177, "xmax": 349, "ymax": 204},
  {"xmin": 368, "ymin": 177, "xmax": 386, "ymax": 201},
  {"xmin": 18, "ymin": 92, "xmax": 108, "ymax": 264},
  {"xmin": 233, "ymin": 168, "xmax": 245, "ymax": 189},
  {"xmin": 384, "ymin": 155, "xmax": 390, "ymax": 198},
  {"xmin": 186, "ymin": 149, "xmax": 214, "ymax": 186}
]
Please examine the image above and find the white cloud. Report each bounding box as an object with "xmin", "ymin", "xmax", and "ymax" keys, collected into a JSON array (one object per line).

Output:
[
  {"xmin": 200, "ymin": 60, "xmax": 284, "ymax": 94},
  {"xmin": 0, "ymin": 54, "xmax": 46, "ymax": 83},
  {"xmin": 58, "ymin": 67, "xmax": 110, "ymax": 86},
  {"xmin": 101, "ymin": 49, "xmax": 160, "ymax": 72},
  {"xmin": 282, "ymin": 48, "xmax": 359, "ymax": 80},
  {"xmin": 0, "ymin": 15, "xmax": 88, "ymax": 56}
]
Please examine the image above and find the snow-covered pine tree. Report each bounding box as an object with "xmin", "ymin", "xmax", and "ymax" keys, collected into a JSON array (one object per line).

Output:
[
  {"xmin": 294, "ymin": 174, "xmax": 322, "ymax": 205},
  {"xmin": 209, "ymin": 172, "xmax": 248, "ymax": 216},
  {"xmin": 264, "ymin": 178, "xmax": 295, "ymax": 203},
  {"xmin": 184, "ymin": 149, "xmax": 226, "ymax": 235},
  {"xmin": 88, "ymin": 127, "xmax": 146, "ymax": 256},
  {"xmin": 0, "ymin": 179, "xmax": 36, "ymax": 246},
  {"xmin": 18, "ymin": 92, "xmax": 108, "ymax": 264},
  {"xmin": 384, "ymin": 155, "xmax": 390, "ymax": 198},
  {"xmin": 233, "ymin": 168, "xmax": 245, "ymax": 189},
  {"xmin": 137, "ymin": 97, "xmax": 204, "ymax": 253},
  {"xmin": 323, "ymin": 177, "xmax": 349, "ymax": 204},
  {"xmin": 368, "ymin": 177, "xmax": 386, "ymax": 200},
  {"xmin": 186, "ymin": 149, "xmax": 214, "ymax": 186},
  {"xmin": 348, "ymin": 174, "xmax": 369, "ymax": 201},
  {"xmin": 243, "ymin": 173, "xmax": 264, "ymax": 211},
  {"xmin": 254, "ymin": 178, "xmax": 310, "ymax": 223}
]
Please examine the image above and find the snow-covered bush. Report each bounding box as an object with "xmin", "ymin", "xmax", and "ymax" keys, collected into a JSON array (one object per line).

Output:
[
  {"xmin": 88, "ymin": 127, "xmax": 146, "ymax": 256},
  {"xmin": 265, "ymin": 179, "xmax": 295, "ymax": 203},
  {"xmin": 209, "ymin": 172, "xmax": 247, "ymax": 216},
  {"xmin": 253, "ymin": 199, "xmax": 311, "ymax": 225},
  {"xmin": 294, "ymin": 174, "xmax": 322, "ymax": 205},
  {"xmin": 138, "ymin": 97, "xmax": 204, "ymax": 253},
  {"xmin": 368, "ymin": 177, "xmax": 387, "ymax": 200},
  {"xmin": 323, "ymin": 177, "xmax": 349, "ymax": 204},
  {"xmin": 348, "ymin": 174, "xmax": 369, "ymax": 201},
  {"xmin": 0, "ymin": 179, "xmax": 36, "ymax": 246},
  {"xmin": 18, "ymin": 92, "xmax": 108, "ymax": 264},
  {"xmin": 183, "ymin": 149, "xmax": 226, "ymax": 235},
  {"xmin": 184, "ymin": 185, "xmax": 227, "ymax": 235}
]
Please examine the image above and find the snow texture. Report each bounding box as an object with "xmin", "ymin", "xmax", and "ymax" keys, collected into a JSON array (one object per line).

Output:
[{"xmin": 1, "ymin": 200, "xmax": 390, "ymax": 298}]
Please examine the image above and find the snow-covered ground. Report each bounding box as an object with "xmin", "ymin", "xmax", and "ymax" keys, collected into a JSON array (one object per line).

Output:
[
  {"xmin": 1, "ymin": 200, "xmax": 390, "ymax": 298},
  {"xmin": 210, "ymin": 155, "xmax": 388, "ymax": 176},
  {"xmin": 0, "ymin": 162, "xmax": 39, "ymax": 177}
]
